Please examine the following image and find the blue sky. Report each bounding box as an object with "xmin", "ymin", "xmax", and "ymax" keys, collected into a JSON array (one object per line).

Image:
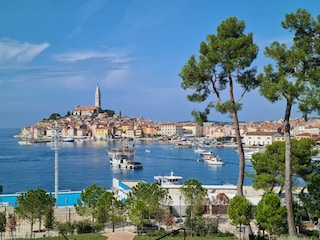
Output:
[{"xmin": 0, "ymin": 0, "xmax": 319, "ymax": 128}]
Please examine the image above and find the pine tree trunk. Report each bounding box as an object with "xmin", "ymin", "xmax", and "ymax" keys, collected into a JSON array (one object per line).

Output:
[
  {"xmin": 284, "ymin": 103, "xmax": 297, "ymax": 236},
  {"xmin": 228, "ymin": 72, "xmax": 244, "ymax": 196},
  {"xmin": 233, "ymin": 110, "xmax": 245, "ymax": 196}
]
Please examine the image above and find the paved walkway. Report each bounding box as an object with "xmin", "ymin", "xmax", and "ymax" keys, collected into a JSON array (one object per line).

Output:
[{"xmin": 104, "ymin": 231, "xmax": 136, "ymax": 240}]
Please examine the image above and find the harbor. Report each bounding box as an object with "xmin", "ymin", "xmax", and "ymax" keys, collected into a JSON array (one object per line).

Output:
[{"xmin": 0, "ymin": 128, "xmax": 254, "ymax": 200}]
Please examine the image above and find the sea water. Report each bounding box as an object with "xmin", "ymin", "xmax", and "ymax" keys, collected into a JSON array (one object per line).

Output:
[{"xmin": 0, "ymin": 128, "xmax": 254, "ymax": 194}]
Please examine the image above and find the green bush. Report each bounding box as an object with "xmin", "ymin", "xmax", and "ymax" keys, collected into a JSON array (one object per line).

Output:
[
  {"xmin": 74, "ymin": 220, "xmax": 94, "ymax": 234},
  {"xmin": 55, "ymin": 221, "xmax": 75, "ymax": 235},
  {"xmin": 93, "ymin": 222, "xmax": 105, "ymax": 233},
  {"xmin": 215, "ymin": 231, "xmax": 235, "ymax": 237}
]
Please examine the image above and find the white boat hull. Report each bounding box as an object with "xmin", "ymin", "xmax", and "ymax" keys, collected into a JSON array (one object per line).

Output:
[
  {"xmin": 18, "ymin": 140, "xmax": 32, "ymax": 146},
  {"xmin": 204, "ymin": 159, "xmax": 225, "ymax": 165},
  {"xmin": 109, "ymin": 151, "xmax": 142, "ymax": 170}
]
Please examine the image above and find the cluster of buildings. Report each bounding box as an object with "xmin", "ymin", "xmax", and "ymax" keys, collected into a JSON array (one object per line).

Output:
[{"xmin": 18, "ymin": 84, "xmax": 320, "ymax": 146}]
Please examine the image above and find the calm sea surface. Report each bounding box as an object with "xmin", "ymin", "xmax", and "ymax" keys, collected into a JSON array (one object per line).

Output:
[{"xmin": 0, "ymin": 128, "xmax": 254, "ymax": 194}]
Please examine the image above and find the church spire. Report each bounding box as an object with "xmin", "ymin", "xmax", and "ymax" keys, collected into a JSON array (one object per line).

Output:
[{"xmin": 95, "ymin": 83, "xmax": 101, "ymax": 108}]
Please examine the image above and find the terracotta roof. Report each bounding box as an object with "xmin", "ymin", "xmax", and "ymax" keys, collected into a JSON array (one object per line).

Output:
[{"xmin": 73, "ymin": 106, "xmax": 99, "ymax": 111}]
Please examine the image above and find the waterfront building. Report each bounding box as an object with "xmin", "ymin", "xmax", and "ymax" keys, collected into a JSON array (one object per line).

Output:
[
  {"xmin": 142, "ymin": 126, "xmax": 157, "ymax": 137},
  {"xmin": 61, "ymin": 126, "xmax": 76, "ymax": 137},
  {"xmin": 202, "ymin": 122, "xmax": 217, "ymax": 138},
  {"xmin": 182, "ymin": 122, "xmax": 202, "ymax": 137},
  {"xmin": 123, "ymin": 128, "xmax": 135, "ymax": 139},
  {"xmin": 243, "ymin": 131, "xmax": 275, "ymax": 146},
  {"xmin": 94, "ymin": 126, "xmax": 112, "ymax": 140},
  {"xmin": 160, "ymin": 123, "xmax": 184, "ymax": 137},
  {"xmin": 135, "ymin": 128, "xmax": 143, "ymax": 138}
]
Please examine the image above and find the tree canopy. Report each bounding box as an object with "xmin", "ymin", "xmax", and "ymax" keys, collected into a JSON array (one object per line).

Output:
[
  {"xmin": 227, "ymin": 195, "xmax": 253, "ymax": 228},
  {"xmin": 94, "ymin": 191, "xmax": 125, "ymax": 232},
  {"xmin": 256, "ymin": 192, "xmax": 287, "ymax": 237},
  {"xmin": 257, "ymin": 9, "xmax": 320, "ymax": 236},
  {"xmin": 180, "ymin": 179, "xmax": 207, "ymax": 219},
  {"xmin": 75, "ymin": 184, "xmax": 106, "ymax": 223},
  {"xmin": 249, "ymin": 138, "xmax": 317, "ymax": 192},
  {"xmin": 299, "ymin": 164, "xmax": 320, "ymax": 220},
  {"xmin": 15, "ymin": 189, "xmax": 55, "ymax": 235},
  {"xmin": 47, "ymin": 113, "xmax": 61, "ymax": 120},
  {"xmin": 179, "ymin": 16, "xmax": 259, "ymax": 196},
  {"xmin": 126, "ymin": 182, "xmax": 171, "ymax": 230}
]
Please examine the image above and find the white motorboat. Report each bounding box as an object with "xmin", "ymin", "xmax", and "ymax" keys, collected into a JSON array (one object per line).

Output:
[
  {"xmin": 109, "ymin": 152, "xmax": 142, "ymax": 170},
  {"xmin": 174, "ymin": 141, "xmax": 192, "ymax": 148},
  {"xmin": 62, "ymin": 137, "xmax": 75, "ymax": 142},
  {"xmin": 202, "ymin": 152, "xmax": 224, "ymax": 165},
  {"xmin": 194, "ymin": 146, "xmax": 205, "ymax": 153},
  {"xmin": 18, "ymin": 140, "xmax": 33, "ymax": 146},
  {"xmin": 154, "ymin": 171, "xmax": 183, "ymax": 186},
  {"xmin": 244, "ymin": 148, "xmax": 264, "ymax": 160},
  {"xmin": 200, "ymin": 150, "xmax": 214, "ymax": 156}
]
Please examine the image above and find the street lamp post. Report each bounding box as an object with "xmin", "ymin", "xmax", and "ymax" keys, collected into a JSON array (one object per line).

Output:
[
  {"xmin": 65, "ymin": 198, "xmax": 68, "ymax": 222},
  {"xmin": 51, "ymin": 129, "xmax": 59, "ymax": 208},
  {"xmin": 179, "ymin": 195, "xmax": 182, "ymax": 221}
]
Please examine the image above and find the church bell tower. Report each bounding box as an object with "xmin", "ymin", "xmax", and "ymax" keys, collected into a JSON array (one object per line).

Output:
[{"xmin": 95, "ymin": 83, "xmax": 101, "ymax": 108}]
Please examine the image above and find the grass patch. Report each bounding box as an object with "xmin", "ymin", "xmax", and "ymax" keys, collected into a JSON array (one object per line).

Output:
[
  {"xmin": 36, "ymin": 232, "xmax": 238, "ymax": 240},
  {"xmin": 133, "ymin": 237, "xmax": 236, "ymax": 240},
  {"xmin": 37, "ymin": 233, "xmax": 106, "ymax": 240}
]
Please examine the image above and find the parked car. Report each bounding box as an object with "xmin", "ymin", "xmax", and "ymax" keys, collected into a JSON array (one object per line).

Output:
[{"xmin": 137, "ymin": 223, "xmax": 165, "ymax": 233}]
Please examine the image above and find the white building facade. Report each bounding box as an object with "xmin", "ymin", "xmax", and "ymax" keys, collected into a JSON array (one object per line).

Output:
[{"xmin": 160, "ymin": 123, "xmax": 184, "ymax": 137}]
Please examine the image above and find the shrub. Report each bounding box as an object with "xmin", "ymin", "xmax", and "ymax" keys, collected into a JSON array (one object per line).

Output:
[
  {"xmin": 74, "ymin": 220, "xmax": 94, "ymax": 234},
  {"xmin": 93, "ymin": 222, "xmax": 105, "ymax": 233},
  {"xmin": 215, "ymin": 231, "xmax": 235, "ymax": 237},
  {"xmin": 55, "ymin": 221, "xmax": 74, "ymax": 235}
]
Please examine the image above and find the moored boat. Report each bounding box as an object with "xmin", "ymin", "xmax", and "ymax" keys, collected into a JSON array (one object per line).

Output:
[
  {"xmin": 63, "ymin": 137, "xmax": 75, "ymax": 142},
  {"xmin": 174, "ymin": 141, "xmax": 192, "ymax": 148},
  {"xmin": 154, "ymin": 171, "xmax": 183, "ymax": 186},
  {"xmin": 107, "ymin": 146, "xmax": 135, "ymax": 159},
  {"xmin": 200, "ymin": 150, "xmax": 214, "ymax": 156},
  {"xmin": 243, "ymin": 148, "xmax": 264, "ymax": 160},
  {"xmin": 109, "ymin": 152, "xmax": 142, "ymax": 170},
  {"xmin": 194, "ymin": 146, "xmax": 205, "ymax": 153},
  {"xmin": 18, "ymin": 140, "xmax": 33, "ymax": 146},
  {"xmin": 203, "ymin": 154, "xmax": 224, "ymax": 165},
  {"xmin": 201, "ymin": 151, "xmax": 224, "ymax": 165}
]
